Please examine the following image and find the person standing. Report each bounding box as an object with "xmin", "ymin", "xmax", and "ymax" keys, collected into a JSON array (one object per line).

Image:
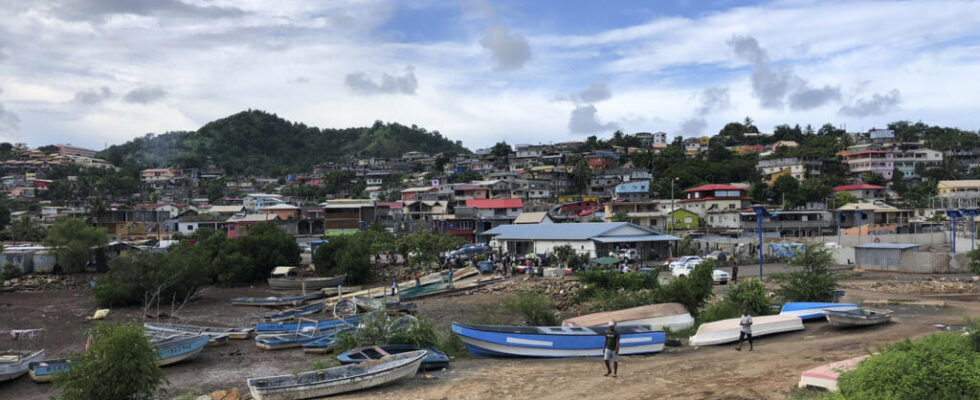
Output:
[
  {"xmin": 448, "ymin": 268, "xmax": 454, "ymax": 288},
  {"xmin": 414, "ymin": 273, "xmax": 421, "ymax": 287},
  {"xmin": 390, "ymin": 281, "xmax": 398, "ymax": 296},
  {"xmin": 603, "ymin": 321, "xmax": 620, "ymax": 377},
  {"xmin": 735, "ymin": 309, "xmax": 753, "ymax": 351}
]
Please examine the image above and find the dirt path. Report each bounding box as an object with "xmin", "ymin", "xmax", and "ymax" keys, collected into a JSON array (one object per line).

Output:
[{"xmin": 0, "ymin": 283, "xmax": 977, "ymax": 399}]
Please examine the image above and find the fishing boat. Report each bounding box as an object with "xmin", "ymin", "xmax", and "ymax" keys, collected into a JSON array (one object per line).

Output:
[
  {"xmin": 153, "ymin": 335, "xmax": 210, "ymax": 366},
  {"xmin": 145, "ymin": 329, "xmax": 228, "ymax": 347},
  {"xmin": 144, "ymin": 322, "xmax": 254, "ymax": 340},
  {"xmin": 337, "ymin": 345, "xmax": 449, "ymax": 370},
  {"xmin": 256, "ymin": 315, "xmax": 360, "ymax": 334},
  {"xmin": 798, "ymin": 355, "xmax": 869, "ymax": 391},
  {"xmin": 269, "ymin": 273, "xmax": 346, "ymax": 291},
  {"xmin": 28, "ymin": 358, "xmax": 69, "ymax": 383},
  {"xmin": 779, "ymin": 302, "xmax": 858, "ymax": 321},
  {"xmin": 1, "ymin": 349, "xmax": 45, "ymax": 382},
  {"xmin": 689, "ymin": 315, "xmax": 804, "ymax": 346},
  {"xmin": 247, "ymin": 350, "xmax": 426, "ymax": 400},
  {"xmin": 231, "ymin": 292, "xmax": 325, "ymax": 307},
  {"xmin": 301, "ymin": 329, "xmax": 354, "ymax": 354},
  {"xmin": 351, "ymin": 295, "xmax": 417, "ymax": 313},
  {"xmin": 261, "ymin": 302, "xmax": 326, "ymax": 323},
  {"xmin": 451, "ymin": 322, "xmax": 665, "ymax": 358},
  {"xmin": 824, "ymin": 308, "xmax": 893, "ymax": 328},
  {"xmin": 562, "ymin": 303, "xmax": 695, "ymax": 331},
  {"xmin": 255, "ymin": 317, "xmax": 348, "ymax": 351}
]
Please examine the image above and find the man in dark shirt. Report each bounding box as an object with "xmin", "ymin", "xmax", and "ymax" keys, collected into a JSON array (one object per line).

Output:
[{"xmin": 604, "ymin": 321, "xmax": 620, "ymax": 377}]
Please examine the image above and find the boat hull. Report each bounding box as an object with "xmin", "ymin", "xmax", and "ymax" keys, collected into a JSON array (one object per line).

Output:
[
  {"xmin": 779, "ymin": 303, "xmax": 858, "ymax": 321},
  {"xmin": 268, "ymin": 275, "xmax": 346, "ymax": 291},
  {"xmin": 154, "ymin": 336, "xmax": 210, "ymax": 367},
  {"xmin": 0, "ymin": 350, "xmax": 45, "ymax": 382},
  {"xmin": 451, "ymin": 323, "xmax": 665, "ymax": 358},
  {"xmin": 256, "ymin": 315, "xmax": 360, "ymax": 334},
  {"xmin": 337, "ymin": 345, "xmax": 449, "ymax": 370},
  {"xmin": 824, "ymin": 308, "xmax": 893, "ymax": 328},
  {"xmin": 798, "ymin": 355, "xmax": 869, "ymax": 391},
  {"xmin": 562, "ymin": 303, "xmax": 695, "ymax": 332},
  {"xmin": 248, "ymin": 351, "xmax": 425, "ymax": 400},
  {"xmin": 144, "ymin": 322, "xmax": 254, "ymax": 340},
  {"xmin": 261, "ymin": 302, "xmax": 326, "ymax": 323},
  {"xmin": 689, "ymin": 315, "xmax": 804, "ymax": 346},
  {"xmin": 28, "ymin": 359, "xmax": 69, "ymax": 383}
]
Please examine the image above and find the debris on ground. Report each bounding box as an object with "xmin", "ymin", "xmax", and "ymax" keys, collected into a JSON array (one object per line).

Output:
[{"xmin": 842, "ymin": 279, "xmax": 979, "ymax": 294}]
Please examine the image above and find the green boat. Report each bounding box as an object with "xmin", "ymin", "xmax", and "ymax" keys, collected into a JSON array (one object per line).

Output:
[{"xmin": 398, "ymin": 281, "xmax": 452, "ymax": 300}]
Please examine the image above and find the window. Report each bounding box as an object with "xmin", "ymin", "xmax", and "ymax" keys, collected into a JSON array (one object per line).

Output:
[{"xmin": 684, "ymin": 217, "xmax": 693, "ymax": 223}]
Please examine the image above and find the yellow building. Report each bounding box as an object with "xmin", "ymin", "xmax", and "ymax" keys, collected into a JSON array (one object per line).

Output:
[{"xmin": 937, "ymin": 180, "xmax": 980, "ymax": 197}]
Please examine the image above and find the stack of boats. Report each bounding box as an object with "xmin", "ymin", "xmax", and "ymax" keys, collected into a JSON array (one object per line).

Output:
[
  {"xmin": 562, "ymin": 303, "xmax": 694, "ymax": 331},
  {"xmin": 267, "ymin": 267, "xmax": 346, "ymax": 291}
]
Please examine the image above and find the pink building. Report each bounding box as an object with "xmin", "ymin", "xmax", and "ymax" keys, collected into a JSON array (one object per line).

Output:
[{"xmin": 844, "ymin": 151, "xmax": 894, "ymax": 180}]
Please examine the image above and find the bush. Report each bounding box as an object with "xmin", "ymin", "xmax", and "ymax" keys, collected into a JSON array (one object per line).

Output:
[
  {"xmin": 2, "ymin": 263, "xmax": 20, "ymax": 280},
  {"xmin": 837, "ymin": 333, "xmax": 980, "ymax": 399},
  {"xmin": 573, "ymin": 269, "xmax": 660, "ymax": 304},
  {"xmin": 965, "ymin": 317, "xmax": 980, "ymax": 352},
  {"xmin": 697, "ymin": 300, "xmax": 743, "ymax": 324},
  {"xmin": 660, "ymin": 259, "xmax": 716, "ymax": 316},
  {"xmin": 44, "ymin": 217, "xmax": 108, "ymax": 273},
  {"xmin": 314, "ymin": 234, "xmax": 373, "ymax": 284},
  {"xmin": 503, "ymin": 291, "xmax": 559, "ymax": 326},
  {"xmin": 724, "ymin": 278, "xmax": 771, "ymax": 317},
  {"xmin": 54, "ymin": 322, "xmax": 164, "ymax": 400},
  {"xmin": 94, "ymin": 246, "xmax": 209, "ymax": 308},
  {"xmin": 968, "ymin": 248, "xmax": 980, "ymax": 276},
  {"xmin": 776, "ymin": 245, "xmax": 839, "ymax": 302}
]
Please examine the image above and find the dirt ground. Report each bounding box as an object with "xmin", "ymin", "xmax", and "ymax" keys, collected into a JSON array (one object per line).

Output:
[{"xmin": 1, "ymin": 274, "xmax": 978, "ymax": 400}]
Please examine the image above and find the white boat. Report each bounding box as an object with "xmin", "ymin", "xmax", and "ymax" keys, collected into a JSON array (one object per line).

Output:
[
  {"xmin": 0, "ymin": 349, "xmax": 45, "ymax": 382},
  {"xmin": 824, "ymin": 308, "xmax": 893, "ymax": 328},
  {"xmin": 689, "ymin": 315, "xmax": 804, "ymax": 346},
  {"xmin": 561, "ymin": 303, "xmax": 694, "ymax": 331},
  {"xmin": 247, "ymin": 350, "xmax": 426, "ymax": 400},
  {"xmin": 798, "ymin": 355, "xmax": 869, "ymax": 391},
  {"xmin": 779, "ymin": 302, "xmax": 859, "ymax": 321}
]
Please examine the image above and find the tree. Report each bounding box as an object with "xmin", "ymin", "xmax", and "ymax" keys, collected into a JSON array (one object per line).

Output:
[
  {"xmin": 863, "ymin": 172, "xmax": 887, "ymax": 187},
  {"xmin": 215, "ymin": 222, "xmax": 300, "ymax": 283},
  {"xmin": 54, "ymin": 322, "xmax": 164, "ymax": 400},
  {"xmin": 44, "ymin": 217, "xmax": 108, "ymax": 273},
  {"xmin": 94, "ymin": 245, "xmax": 209, "ymax": 307},
  {"xmin": 660, "ymin": 259, "xmax": 716, "ymax": 316},
  {"xmin": 314, "ymin": 234, "xmax": 373, "ymax": 284},
  {"xmin": 11, "ymin": 215, "xmax": 44, "ymax": 241},
  {"xmin": 772, "ymin": 174, "xmax": 802, "ymax": 208},
  {"xmin": 834, "ymin": 191, "xmax": 859, "ymax": 207},
  {"xmin": 568, "ymin": 156, "xmax": 593, "ymax": 194},
  {"xmin": 776, "ymin": 245, "xmax": 839, "ymax": 302},
  {"xmin": 610, "ymin": 212, "xmax": 630, "ymax": 222}
]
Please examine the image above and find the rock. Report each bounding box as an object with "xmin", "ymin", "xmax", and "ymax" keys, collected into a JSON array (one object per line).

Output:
[
  {"xmin": 210, "ymin": 388, "xmax": 240, "ymax": 400},
  {"xmin": 195, "ymin": 396, "xmax": 210, "ymax": 400},
  {"xmin": 972, "ymin": 276, "xmax": 980, "ymax": 282}
]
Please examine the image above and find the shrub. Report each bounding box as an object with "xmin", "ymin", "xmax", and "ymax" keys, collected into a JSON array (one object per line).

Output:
[
  {"xmin": 573, "ymin": 269, "xmax": 660, "ymax": 305},
  {"xmin": 724, "ymin": 278, "xmax": 771, "ymax": 317},
  {"xmin": 965, "ymin": 317, "xmax": 980, "ymax": 352},
  {"xmin": 44, "ymin": 217, "xmax": 108, "ymax": 273},
  {"xmin": 776, "ymin": 245, "xmax": 839, "ymax": 302},
  {"xmin": 837, "ymin": 333, "xmax": 980, "ymax": 399},
  {"xmin": 697, "ymin": 300, "xmax": 742, "ymax": 324},
  {"xmin": 660, "ymin": 259, "xmax": 716, "ymax": 316},
  {"xmin": 503, "ymin": 291, "xmax": 559, "ymax": 326},
  {"xmin": 1, "ymin": 263, "xmax": 20, "ymax": 280},
  {"xmin": 94, "ymin": 246, "xmax": 209, "ymax": 307},
  {"xmin": 968, "ymin": 248, "xmax": 980, "ymax": 276},
  {"xmin": 54, "ymin": 322, "xmax": 164, "ymax": 400},
  {"xmin": 314, "ymin": 234, "xmax": 372, "ymax": 284}
]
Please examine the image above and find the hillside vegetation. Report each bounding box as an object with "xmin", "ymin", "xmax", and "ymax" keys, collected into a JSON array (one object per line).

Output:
[{"xmin": 99, "ymin": 110, "xmax": 469, "ymax": 176}]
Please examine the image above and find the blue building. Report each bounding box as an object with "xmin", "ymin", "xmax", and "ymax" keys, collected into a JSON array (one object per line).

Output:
[{"xmin": 614, "ymin": 180, "xmax": 650, "ymax": 202}]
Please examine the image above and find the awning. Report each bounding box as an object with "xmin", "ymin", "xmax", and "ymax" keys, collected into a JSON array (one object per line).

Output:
[
  {"xmin": 592, "ymin": 234, "xmax": 680, "ymax": 243},
  {"xmin": 593, "ymin": 256, "xmax": 620, "ymax": 265}
]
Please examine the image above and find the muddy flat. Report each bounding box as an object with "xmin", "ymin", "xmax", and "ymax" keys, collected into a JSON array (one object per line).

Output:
[{"xmin": 0, "ymin": 279, "xmax": 976, "ymax": 400}]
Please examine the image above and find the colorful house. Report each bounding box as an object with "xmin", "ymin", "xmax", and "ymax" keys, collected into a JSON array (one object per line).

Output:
[
  {"xmin": 666, "ymin": 208, "xmax": 699, "ymax": 230},
  {"xmin": 226, "ymin": 214, "xmax": 281, "ymax": 238},
  {"xmin": 261, "ymin": 203, "xmax": 301, "ymax": 220}
]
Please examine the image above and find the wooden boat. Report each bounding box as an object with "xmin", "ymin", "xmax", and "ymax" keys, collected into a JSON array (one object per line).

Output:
[
  {"xmin": 261, "ymin": 302, "xmax": 326, "ymax": 323},
  {"xmin": 321, "ymin": 285, "xmax": 361, "ymax": 296},
  {"xmin": 689, "ymin": 315, "xmax": 804, "ymax": 346},
  {"xmin": 145, "ymin": 330, "xmax": 228, "ymax": 347},
  {"xmin": 231, "ymin": 292, "xmax": 325, "ymax": 307},
  {"xmin": 824, "ymin": 308, "xmax": 893, "ymax": 328},
  {"xmin": 301, "ymin": 329, "xmax": 354, "ymax": 354},
  {"xmin": 28, "ymin": 358, "xmax": 69, "ymax": 383},
  {"xmin": 337, "ymin": 345, "xmax": 449, "ymax": 370},
  {"xmin": 144, "ymin": 322, "xmax": 254, "ymax": 340},
  {"xmin": 562, "ymin": 303, "xmax": 695, "ymax": 331},
  {"xmin": 351, "ymin": 295, "xmax": 417, "ymax": 313},
  {"xmin": 255, "ymin": 318, "xmax": 348, "ymax": 351},
  {"xmin": 451, "ymin": 322, "xmax": 665, "ymax": 358},
  {"xmin": 247, "ymin": 350, "xmax": 426, "ymax": 400},
  {"xmin": 0, "ymin": 349, "xmax": 45, "ymax": 382},
  {"xmin": 779, "ymin": 302, "xmax": 858, "ymax": 321},
  {"xmin": 269, "ymin": 274, "xmax": 346, "ymax": 291},
  {"xmin": 256, "ymin": 315, "xmax": 360, "ymax": 334},
  {"xmin": 152, "ymin": 335, "xmax": 210, "ymax": 366},
  {"xmin": 798, "ymin": 355, "xmax": 869, "ymax": 391}
]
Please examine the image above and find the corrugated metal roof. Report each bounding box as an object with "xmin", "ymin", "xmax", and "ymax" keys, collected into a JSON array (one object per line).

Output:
[
  {"xmin": 483, "ymin": 222, "xmax": 673, "ymax": 241},
  {"xmin": 592, "ymin": 235, "xmax": 679, "ymax": 243},
  {"xmin": 855, "ymin": 243, "xmax": 919, "ymax": 250}
]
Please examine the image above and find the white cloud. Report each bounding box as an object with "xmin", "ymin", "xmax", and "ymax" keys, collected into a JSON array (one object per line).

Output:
[
  {"xmin": 345, "ymin": 67, "xmax": 418, "ymax": 95},
  {"xmin": 480, "ymin": 26, "xmax": 531, "ymax": 71},
  {"xmin": 840, "ymin": 89, "xmax": 902, "ymax": 117},
  {"xmin": 124, "ymin": 86, "xmax": 167, "ymax": 104}
]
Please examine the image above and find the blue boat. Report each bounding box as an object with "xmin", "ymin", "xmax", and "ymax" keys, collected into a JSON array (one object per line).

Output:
[
  {"xmin": 231, "ymin": 292, "xmax": 325, "ymax": 307},
  {"xmin": 337, "ymin": 345, "xmax": 449, "ymax": 370},
  {"xmin": 28, "ymin": 358, "xmax": 69, "ymax": 383},
  {"xmin": 301, "ymin": 328, "xmax": 355, "ymax": 354},
  {"xmin": 260, "ymin": 302, "xmax": 326, "ymax": 322},
  {"xmin": 780, "ymin": 302, "xmax": 859, "ymax": 321},
  {"xmin": 451, "ymin": 322, "xmax": 665, "ymax": 358},
  {"xmin": 153, "ymin": 335, "xmax": 211, "ymax": 366},
  {"xmin": 256, "ymin": 315, "xmax": 360, "ymax": 334}
]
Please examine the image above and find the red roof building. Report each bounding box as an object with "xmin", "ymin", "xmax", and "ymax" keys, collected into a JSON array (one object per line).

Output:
[
  {"xmin": 833, "ymin": 184, "xmax": 885, "ymax": 201},
  {"xmin": 679, "ymin": 184, "xmax": 752, "ymax": 223},
  {"xmin": 465, "ymin": 198, "xmax": 524, "ymax": 209}
]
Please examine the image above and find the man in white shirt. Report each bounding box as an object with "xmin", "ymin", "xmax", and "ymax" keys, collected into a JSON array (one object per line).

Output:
[{"xmin": 735, "ymin": 309, "xmax": 753, "ymax": 351}]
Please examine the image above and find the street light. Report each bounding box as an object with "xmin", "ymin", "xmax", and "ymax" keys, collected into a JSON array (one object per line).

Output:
[
  {"xmin": 751, "ymin": 205, "xmax": 770, "ymax": 280},
  {"xmin": 670, "ymin": 177, "xmax": 679, "ymax": 233}
]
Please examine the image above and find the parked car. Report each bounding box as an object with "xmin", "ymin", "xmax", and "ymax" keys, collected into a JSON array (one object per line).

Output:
[
  {"xmin": 668, "ymin": 256, "xmax": 702, "ymax": 272},
  {"xmin": 705, "ymin": 251, "xmax": 731, "ymax": 262},
  {"xmin": 449, "ymin": 244, "xmax": 488, "ymax": 257},
  {"xmin": 671, "ymin": 260, "xmax": 730, "ymax": 284},
  {"xmin": 617, "ymin": 249, "xmax": 638, "ymax": 260}
]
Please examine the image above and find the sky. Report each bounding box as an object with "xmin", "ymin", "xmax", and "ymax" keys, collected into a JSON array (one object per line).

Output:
[{"xmin": 1, "ymin": 0, "xmax": 980, "ymax": 151}]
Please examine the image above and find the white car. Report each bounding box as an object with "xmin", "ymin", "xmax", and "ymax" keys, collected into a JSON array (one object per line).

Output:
[
  {"xmin": 668, "ymin": 256, "xmax": 702, "ymax": 272},
  {"xmin": 672, "ymin": 260, "xmax": 730, "ymax": 284}
]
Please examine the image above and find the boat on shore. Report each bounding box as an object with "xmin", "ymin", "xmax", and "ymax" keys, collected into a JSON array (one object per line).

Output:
[
  {"xmin": 798, "ymin": 355, "xmax": 869, "ymax": 391},
  {"xmin": 144, "ymin": 322, "xmax": 254, "ymax": 340},
  {"xmin": 256, "ymin": 315, "xmax": 360, "ymax": 334},
  {"xmin": 28, "ymin": 358, "xmax": 69, "ymax": 383},
  {"xmin": 247, "ymin": 350, "xmax": 426, "ymax": 400},
  {"xmin": 824, "ymin": 308, "xmax": 893, "ymax": 328},
  {"xmin": 337, "ymin": 345, "xmax": 449, "ymax": 370},
  {"xmin": 153, "ymin": 335, "xmax": 210, "ymax": 366},
  {"xmin": 301, "ymin": 329, "xmax": 354, "ymax": 354},
  {"xmin": 451, "ymin": 322, "xmax": 665, "ymax": 358},
  {"xmin": 231, "ymin": 292, "xmax": 325, "ymax": 307},
  {"xmin": 689, "ymin": 315, "xmax": 804, "ymax": 346},
  {"xmin": 352, "ymin": 295, "xmax": 417, "ymax": 313},
  {"xmin": 779, "ymin": 302, "xmax": 858, "ymax": 321},
  {"xmin": 269, "ymin": 274, "xmax": 346, "ymax": 291},
  {"xmin": 1, "ymin": 349, "xmax": 45, "ymax": 382},
  {"xmin": 562, "ymin": 303, "xmax": 694, "ymax": 331},
  {"xmin": 261, "ymin": 302, "xmax": 326, "ymax": 322}
]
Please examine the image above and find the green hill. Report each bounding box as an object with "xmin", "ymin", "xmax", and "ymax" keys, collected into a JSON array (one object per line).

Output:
[{"xmin": 99, "ymin": 110, "xmax": 469, "ymax": 176}]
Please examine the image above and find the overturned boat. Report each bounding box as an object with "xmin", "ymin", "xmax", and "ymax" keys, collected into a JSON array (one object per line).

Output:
[
  {"xmin": 1, "ymin": 349, "xmax": 45, "ymax": 382},
  {"xmin": 689, "ymin": 315, "xmax": 804, "ymax": 346},
  {"xmin": 451, "ymin": 322, "xmax": 665, "ymax": 358},
  {"xmin": 779, "ymin": 302, "xmax": 858, "ymax": 321},
  {"xmin": 562, "ymin": 303, "xmax": 694, "ymax": 331},
  {"xmin": 337, "ymin": 345, "xmax": 449, "ymax": 371}
]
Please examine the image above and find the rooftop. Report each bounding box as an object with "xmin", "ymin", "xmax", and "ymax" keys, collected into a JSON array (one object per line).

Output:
[
  {"xmin": 483, "ymin": 222, "xmax": 678, "ymax": 242},
  {"xmin": 834, "ymin": 184, "xmax": 886, "ymax": 192},
  {"xmin": 683, "ymin": 184, "xmax": 744, "ymax": 193},
  {"xmin": 466, "ymin": 198, "xmax": 523, "ymax": 209}
]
